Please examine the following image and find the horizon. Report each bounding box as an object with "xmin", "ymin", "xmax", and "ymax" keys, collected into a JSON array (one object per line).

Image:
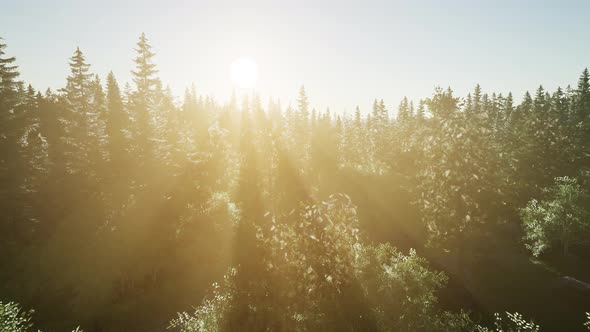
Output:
[{"xmin": 3, "ymin": 0, "xmax": 590, "ymax": 113}]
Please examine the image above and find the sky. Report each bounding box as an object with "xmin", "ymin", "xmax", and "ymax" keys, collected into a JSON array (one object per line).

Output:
[{"xmin": 2, "ymin": 0, "xmax": 590, "ymax": 114}]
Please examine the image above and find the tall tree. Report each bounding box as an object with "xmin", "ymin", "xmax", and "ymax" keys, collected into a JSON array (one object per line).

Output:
[
  {"xmin": 573, "ymin": 68, "xmax": 590, "ymax": 171},
  {"xmin": 105, "ymin": 72, "xmax": 128, "ymax": 170},
  {"xmin": 295, "ymin": 85, "xmax": 310, "ymax": 161},
  {"xmin": 62, "ymin": 47, "xmax": 92, "ymax": 173},
  {"xmin": 88, "ymin": 74, "xmax": 106, "ymax": 174},
  {"xmin": 419, "ymin": 87, "xmax": 498, "ymax": 271},
  {"xmin": 130, "ymin": 33, "xmax": 158, "ymax": 164},
  {"xmin": 0, "ymin": 37, "xmax": 20, "ymax": 112},
  {"xmin": 574, "ymin": 68, "xmax": 590, "ymax": 125},
  {"xmin": 0, "ymin": 37, "xmax": 24, "ymax": 248}
]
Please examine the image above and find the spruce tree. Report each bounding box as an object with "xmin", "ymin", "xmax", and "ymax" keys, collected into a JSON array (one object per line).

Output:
[
  {"xmin": 0, "ymin": 38, "xmax": 24, "ymax": 247},
  {"xmin": 472, "ymin": 84, "xmax": 482, "ymax": 113},
  {"xmin": 62, "ymin": 47, "xmax": 92, "ymax": 173},
  {"xmin": 88, "ymin": 74, "xmax": 106, "ymax": 174},
  {"xmin": 0, "ymin": 37, "xmax": 20, "ymax": 112},
  {"xmin": 397, "ymin": 96, "xmax": 410, "ymax": 123},
  {"xmin": 295, "ymin": 85, "xmax": 310, "ymax": 160},
  {"xmin": 574, "ymin": 68, "xmax": 590, "ymax": 125},
  {"xmin": 130, "ymin": 33, "xmax": 158, "ymax": 164},
  {"xmin": 416, "ymin": 99, "xmax": 426, "ymax": 121},
  {"xmin": 105, "ymin": 71, "xmax": 128, "ymax": 169},
  {"xmin": 574, "ymin": 68, "xmax": 590, "ymax": 171},
  {"xmin": 297, "ymin": 85, "xmax": 309, "ymax": 127}
]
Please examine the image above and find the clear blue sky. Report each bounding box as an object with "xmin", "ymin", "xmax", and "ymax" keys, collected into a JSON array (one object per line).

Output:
[{"xmin": 2, "ymin": 0, "xmax": 590, "ymax": 113}]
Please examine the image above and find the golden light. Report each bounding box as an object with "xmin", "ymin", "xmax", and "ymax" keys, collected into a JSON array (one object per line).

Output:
[{"xmin": 230, "ymin": 58, "xmax": 259, "ymax": 89}]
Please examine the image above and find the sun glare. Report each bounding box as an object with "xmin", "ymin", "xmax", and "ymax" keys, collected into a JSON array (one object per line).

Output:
[{"xmin": 230, "ymin": 58, "xmax": 259, "ymax": 89}]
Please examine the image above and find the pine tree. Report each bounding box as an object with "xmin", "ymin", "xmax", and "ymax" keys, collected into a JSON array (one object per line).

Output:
[
  {"xmin": 105, "ymin": 72, "xmax": 128, "ymax": 169},
  {"xmin": 62, "ymin": 47, "xmax": 92, "ymax": 173},
  {"xmin": 297, "ymin": 85, "xmax": 309, "ymax": 127},
  {"xmin": 551, "ymin": 87, "xmax": 567, "ymax": 120},
  {"xmin": 342, "ymin": 106, "xmax": 364, "ymax": 166},
  {"xmin": 38, "ymin": 88, "xmax": 66, "ymax": 175},
  {"xmin": 0, "ymin": 37, "xmax": 25, "ymax": 246},
  {"xmin": 574, "ymin": 68, "xmax": 590, "ymax": 171},
  {"xmin": 533, "ymin": 85, "xmax": 549, "ymax": 116},
  {"xmin": 464, "ymin": 93, "xmax": 473, "ymax": 113},
  {"xmin": 472, "ymin": 84, "xmax": 482, "ymax": 113},
  {"xmin": 295, "ymin": 85, "xmax": 310, "ymax": 159},
  {"xmin": 88, "ymin": 74, "xmax": 106, "ymax": 174},
  {"xmin": 504, "ymin": 92, "xmax": 514, "ymax": 123},
  {"xmin": 369, "ymin": 98, "xmax": 389, "ymax": 168},
  {"xmin": 130, "ymin": 33, "xmax": 158, "ymax": 164},
  {"xmin": 574, "ymin": 68, "xmax": 590, "ymax": 125},
  {"xmin": 416, "ymin": 99, "xmax": 426, "ymax": 121},
  {"xmin": 397, "ymin": 96, "xmax": 410, "ymax": 123},
  {"xmin": 0, "ymin": 37, "xmax": 20, "ymax": 112}
]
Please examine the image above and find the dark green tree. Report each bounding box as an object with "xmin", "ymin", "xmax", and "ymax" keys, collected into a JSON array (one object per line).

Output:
[{"xmin": 130, "ymin": 33, "xmax": 158, "ymax": 164}]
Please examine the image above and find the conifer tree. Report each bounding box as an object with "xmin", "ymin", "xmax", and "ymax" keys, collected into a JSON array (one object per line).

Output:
[
  {"xmin": 0, "ymin": 38, "xmax": 25, "ymax": 246},
  {"xmin": 552, "ymin": 86, "xmax": 569, "ymax": 123},
  {"xmin": 130, "ymin": 33, "xmax": 158, "ymax": 164},
  {"xmin": 105, "ymin": 71, "xmax": 128, "ymax": 170},
  {"xmin": 472, "ymin": 84, "xmax": 482, "ymax": 113},
  {"xmin": 62, "ymin": 47, "xmax": 92, "ymax": 173},
  {"xmin": 397, "ymin": 96, "xmax": 410, "ymax": 123},
  {"xmin": 297, "ymin": 85, "xmax": 309, "ymax": 127},
  {"xmin": 416, "ymin": 99, "xmax": 426, "ymax": 121},
  {"xmin": 0, "ymin": 37, "xmax": 20, "ymax": 112},
  {"xmin": 88, "ymin": 74, "xmax": 106, "ymax": 174},
  {"xmin": 295, "ymin": 85, "xmax": 310, "ymax": 160},
  {"xmin": 574, "ymin": 68, "xmax": 590, "ymax": 125},
  {"xmin": 573, "ymin": 68, "xmax": 590, "ymax": 170}
]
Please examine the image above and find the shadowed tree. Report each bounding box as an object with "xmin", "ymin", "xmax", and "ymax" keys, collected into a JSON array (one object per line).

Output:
[
  {"xmin": 130, "ymin": 33, "xmax": 158, "ymax": 165},
  {"xmin": 61, "ymin": 47, "xmax": 92, "ymax": 173}
]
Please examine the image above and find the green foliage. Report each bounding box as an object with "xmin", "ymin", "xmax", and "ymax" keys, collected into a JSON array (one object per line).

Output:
[
  {"xmin": 521, "ymin": 176, "xmax": 590, "ymax": 256},
  {"xmin": 0, "ymin": 301, "xmax": 82, "ymax": 332},
  {"xmin": 171, "ymin": 195, "xmax": 466, "ymax": 332},
  {"xmin": 0, "ymin": 302, "xmax": 34, "ymax": 332},
  {"xmin": 169, "ymin": 270, "xmax": 237, "ymax": 332},
  {"xmin": 356, "ymin": 245, "xmax": 447, "ymax": 331},
  {"xmin": 417, "ymin": 86, "xmax": 501, "ymax": 257},
  {"xmin": 477, "ymin": 312, "xmax": 540, "ymax": 332}
]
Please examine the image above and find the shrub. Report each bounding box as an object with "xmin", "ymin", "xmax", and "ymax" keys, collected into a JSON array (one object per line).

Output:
[
  {"xmin": 0, "ymin": 301, "xmax": 83, "ymax": 332},
  {"xmin": 0, "ymin": 302, "xmax": 34, "ymax": 332},
  {"xmin": 521, "ymin": 176, "xmax": 590, "ymax": 256}
]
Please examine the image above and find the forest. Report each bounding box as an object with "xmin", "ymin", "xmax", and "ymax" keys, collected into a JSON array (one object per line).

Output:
[{"xmin": 1, "ymin": 33, "xmax": 590, "ymax": 332}]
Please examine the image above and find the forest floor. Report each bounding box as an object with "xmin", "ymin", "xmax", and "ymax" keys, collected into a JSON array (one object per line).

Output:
[{"xmin": 435, "ymin": 241, "xmax": 590, "ymax": 331}]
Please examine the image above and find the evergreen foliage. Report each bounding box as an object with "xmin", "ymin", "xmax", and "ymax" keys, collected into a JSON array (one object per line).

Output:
[{"xmin": 1, "ymin": 33, "xmax": 590, "ymax": 331}]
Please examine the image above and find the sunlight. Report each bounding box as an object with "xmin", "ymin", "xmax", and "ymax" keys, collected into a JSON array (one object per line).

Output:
[
  {"xmin": 230, "ymin": 58, "xmax": 258, "ymax": 89},
  {"xmin": 4, "ymin": 1, "xmax": 590, "ymax": 329}
]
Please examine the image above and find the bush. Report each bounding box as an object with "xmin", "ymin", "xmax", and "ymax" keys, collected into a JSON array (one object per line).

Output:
[
  {"xmin": 521, "ymin": 176, "xmax": 590, "ymax": 256},
  {"xmin": 0, "ymin": 302, "xmax": 35, "ymax": 332},
  {"xmin": 477, "ymin": 312, "xmax": 539, "ymax": 332},
  {"xmin": 0, "ymin": 301, "xmax": 83, "ymax": 332}
]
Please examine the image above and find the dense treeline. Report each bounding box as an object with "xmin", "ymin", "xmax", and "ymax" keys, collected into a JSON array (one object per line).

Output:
[{"xmin": 1, "ymin": 34, "xmax": 590, "ymax": 331}]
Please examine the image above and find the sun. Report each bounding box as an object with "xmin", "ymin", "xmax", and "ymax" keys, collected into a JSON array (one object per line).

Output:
[{"xmin": 230, "ymin": 58, "xmax": 259, "ymax": 89}]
